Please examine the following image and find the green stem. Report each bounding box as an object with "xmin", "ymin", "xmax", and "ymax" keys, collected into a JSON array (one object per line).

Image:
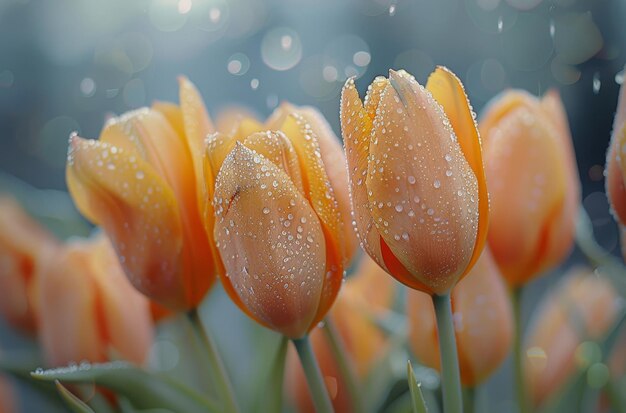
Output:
[
  {"xmin": 187, "ymin": 309, "xmax": 240, "ymax": 413},
  {"xmin": 432, "ymin": 292, "xmax": 463, "ymax": 413},
  {"xmin": 512, "ymin": 287, "xmax": 529, "ymax": 413},
  {"xmin": 293, "ymin": 336, "xmax": 334, "ymax": 413},
  {"xmin": 462, "ymin": 387, "xmax": 475, "ymax": 413},
  {"xmin": 323, "ymin": 319, "xmax": 364, "ymax": 413}
]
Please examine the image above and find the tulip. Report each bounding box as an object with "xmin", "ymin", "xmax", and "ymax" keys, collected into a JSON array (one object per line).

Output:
[
  {"xmin": 524, "ymin": 268, "xmax": 621, "ymax": 407},
  {"xmin": 340, "ymin": 67, "xmax": 488, "ymax": 295},
  {"xmin": 37, "ymin": 233, "xmax": 153, "ymax": 367},
  {"xmin": 210, "ymin": 107, "xmax": 351, "ymax": 411},
  {"xmin": 285, "ymin": 256, "xmax": 396, "ymax": 413},
  {"xmin": 480, "ymin": 89, "xmax": 580, "ymax": 286},
  {"xmin": 341, "ymin": 67, "xmax": 488, "ymax": 413},
  {"xmin": 0, "ymin": 196, "xmax": 59, "ymax": 333},
  {"xmin": 407, "ymin": 249, "xmax": 513, "ymax": 387},
  {"xmin": 606, "ymin": 72, "xmax": 626, "ymax": 258},
  {"xmin": 66, "ymin": 77, "xmax": 217, "ymax": 311}
]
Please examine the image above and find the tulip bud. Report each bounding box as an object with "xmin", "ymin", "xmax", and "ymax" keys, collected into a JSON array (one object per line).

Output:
[
  {"xmin": 37, "ymin": 234, "xmax": 153, "ymax": 367},
  {"xmin": 0, "ymin": 196, "xmax": 59, "ymax": 333},
  {"xmin": 340, "ymin": 67, "xmax": 489, "ymax": 295},
  {"xmin": 524, "ymin": 268, "xmax": 621, "ymax": 407},
  {"xmin": 66, "ymin": 78, "xmax": 217, "ymax": 311},
  {"xmin": 480, "ymin": 90, "xmax": 580, "ymax": 286},
  {"xmin": 210, "ymin": 109, "xmax": 349, "ymax": 338},
  {"xmin": 285, "ymin": 256, "xmax": 396, "ymax": 412},
  {"xmin": 407, "ymin": 249, "xmax": 513, "ymax": 386},
  {"xmin": 606, "ymin": 71, "xmax": 626, "ymax": 258}
]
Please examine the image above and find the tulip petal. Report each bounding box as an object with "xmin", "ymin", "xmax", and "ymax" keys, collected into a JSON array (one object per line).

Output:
[
  {"xmin": 214, "ymin": 143, "xmax": 326, "ymax": 338},
  {"xmin": 425, "ymin": 66, "xmax": 488, "ymax": 277},
  {"xmin": 268, "ymin": 103, "xmax": 357, "ymax": 260},
  {"xmin": 483, "ymin": 107, "xmax": 568, "ymax": 285},
  {"xmin": 152, "ymin": 101, "xmax": 185, "ymax": 139},
  {"xmin": 607, "ymin": 125, "xmax": 626, "ymax": 223},
  {"xmin": 66, "ymin": 135, "xmax": 186, "ymax": 309},
  {"xmin": 178, "ymin": 77, "xmax": 214, "ymax": 197},
  {"xmin": 366, "ymin": 73, "xmax": 479, "ymax": 294},
  {"xmin": 242, "ymin": 131, "xmax": 305, "ymax": 193},
  {"xmin": 279, "ymin": 113, "xmax": 345, "ymax": 325},
  {"xmin": 340, "ymin": 78, "xmax": 389, "ymax": 271}
]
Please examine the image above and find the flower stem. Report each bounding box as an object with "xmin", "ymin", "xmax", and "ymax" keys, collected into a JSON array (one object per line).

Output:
[
  {"xmin": 432, "ymin": 292, "xmax": 463, "ymax": 413},
  {"xmin": 292, "ymin": 335, "xmax": 334, "ymax": 413},
  {"xmin": 323, "ymin": 319, "xmax": 364, "ymax": 413},
  {"xmin": 462, "ymin": 387, "xmax": 475, "ymax": 413},
  {"xmin": 187, "ymin": 308, "xmax": 240, "ymax": 413},
  {"xmin": 511, "ymin": 287, "xmax": 529, "ymax": 413}
]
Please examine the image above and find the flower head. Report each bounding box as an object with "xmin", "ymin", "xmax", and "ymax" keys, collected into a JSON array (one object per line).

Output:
[
  {"xmin": 37, "ymin": 233, "xmax": 153, "ymax": 367},
  {"xmin": 481, "ymin": 89, "xmax": 580, "ymax": 286},
  {"xmin": 209, "ymin": 107, "xmax": 352, "ymax": 338},
  {"xmin": 66, "ymin": 78, "xmax": 217, "ymax": 311},
  {"xmin": 340, "ymin": 67, "xmax": 489, "ymax": 295}
]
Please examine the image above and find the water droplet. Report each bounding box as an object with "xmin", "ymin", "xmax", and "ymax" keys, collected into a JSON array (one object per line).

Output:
[
  {"xmin": 262, "ymin": 207, "xmax": 270, "ymax": 214},
  {"xmin": 395, "ymin": 204, "xmax": 403, "ymax": 212},
  {"xmin": 408, "ymin": 175, "xmax": 416, "ymax": 184},
  {"xmin": 497, "ymin": 16, "xmax": 503, "ymax": 33},
  {"xmin": 135, "ymin": 170, "xmax": 145, "ymax": 180},
  {"xmin": 593, "ymin": 72, "xmax": 601, "ymax": 94},
  {"xmin": 389, "ymin": 4, "xmax": 396, "ymax": 16},
  {"xmin": 433, "ymin": 179, "xmax": 441, "ymax": 189}
]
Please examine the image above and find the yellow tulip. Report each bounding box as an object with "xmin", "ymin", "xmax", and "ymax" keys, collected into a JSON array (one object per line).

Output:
[
  {"xmin": 209, "ymin": 106, "xmax": 352, "ymax": 338},
  {"xmin": 66, "ymin": 77, "xmax": 217, "ymax": 311},
  {"xmin": 606, "ymin": 74, "xmax": 626, "ymax": 258},
  {"xmin": 0, "ymin": 196, "xmax": 59, "ymax": 333},
  {"xmin": 407, "ymin": 249, "xmax": 513, "ymax": 386},
  {"xmin": 340, "ymin": 67, "xmax": 489, "ymax": 295},
  {"xmin": 524, "ymin": 268, "xmax": 620, "ymax": 407},
  {"xmin": 37, "ymin": 234, "xmax": 153, "ymax": 367},
  {"xmin": 285, "ymin": 256, "xmax": 396, "ymax": 412},
  {"xmin": 480, "ymin": 89, "xmax": 580, "ymax": 286}
]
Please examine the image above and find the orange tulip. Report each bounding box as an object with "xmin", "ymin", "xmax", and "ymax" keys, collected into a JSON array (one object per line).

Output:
[
  {"xmin": 480, "ymin": 89, "xmax": 580, "ymax": 286},
  {"xmin": 524, "ymin": 268, "xmax": 621, "ymax": 407},
  {"xmin": 340, "ymin": 67, "xmax": 489, "ymax": 295},
  {"xmin": 37, "ymin": 233, "xmax": 153, "ymax": 367},
  {"xmin": 407, "ymin": 249, "xmax": 513, "ymax": 386},
  {"xmin": 606, "ymin": 73, "xmax": 626, "ymax": 258},
  {"xmin": 66, "ymin": 77, "xmax": 217, "ymax": 311},
  {"xmin": 209, "ymin": 106, "xmax": 352, "ymax": 338},
  {"xmin": 286, "ymin": 256, "xmax": 396, "ymax": 412},
  {"xmin": 0, "ymin": 196, "xmax": 59, "ymax": 333}
]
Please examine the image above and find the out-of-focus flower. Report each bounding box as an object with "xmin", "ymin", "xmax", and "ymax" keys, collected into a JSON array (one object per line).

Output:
[
  {"xmin": 66, "ymin": 77, "xmax": 217, "ymax": 311},
  {"xmin": 407, "ymin": 249, "xmax": 513, "ymax": 386},
  {"xmin": 524, "ymin": 268, "xmax": 621, "ymax": 407},
  {"xmin": 209, "ymin": 104, "xmax": 353, "ymax": 338},
  {"xmin": 285, "ymin": 256, "xmax": 396, "ymax": 412},
  {"xmin": 606, "ymin": 72, "xmax": 626, "ymax": 258},
  {"xmin": 340, "ymin": 67, "xmax": 489, "ymax": 295},
  {"xmin": 0, "ymin": 196, "xmax": 59, "ymax": 333},
  {"xmin": 480, "ymin": 89, "xmax": 580, "ymax": 286},
  {"xmin": 0, "ymin": 369, "xmax": 16, "ymax": 413},
  {"xmin": 37, "ymin": 233, "xmax": 153, "ymax": 367}
]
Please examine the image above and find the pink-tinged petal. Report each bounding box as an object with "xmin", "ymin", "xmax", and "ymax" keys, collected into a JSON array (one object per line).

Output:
[
  {"xmin": 66, "ymin": 135, "xmax": 186, "ymax": 310},
  {"xmin": 608, "ymin": 124, "xmax": 626, "ymax": 224},
  {"xmin": 366, "ymin": 71, "xmax": 478, "ymax": 294},
  {"xmin": 426, "ymin": 67, "xmax": 489, "ymax": 277},
  {"xmin": 214, "ymin": 144, "xmax": 326, "ymax": 338}
]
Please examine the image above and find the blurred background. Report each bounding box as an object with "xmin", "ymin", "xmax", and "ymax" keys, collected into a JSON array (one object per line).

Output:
[{"xmin": 0, "ymin": 0, "xmax": 624, "ymax": 411}]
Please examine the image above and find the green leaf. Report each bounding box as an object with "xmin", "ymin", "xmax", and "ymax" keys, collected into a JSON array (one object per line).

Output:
[
  {"xmin": 31, "ymin": 361, "xmax": 219, "ymax": 413},
  {"xmin": 254, "ymin": 336, "xmax": 288, "ymax": 413},
  {"xmin": 407, "ymin": 361, "xmax": 429, "ymax": 413},
  {"xmin": 55, "ymin": 381, "xmax": 96, "ymax": 413},
  {"xmin": 118, "ymin": 397, "xmax": 176, "ymax": 413}
]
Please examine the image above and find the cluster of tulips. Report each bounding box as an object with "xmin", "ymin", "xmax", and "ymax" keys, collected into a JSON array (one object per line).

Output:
[{"xmin": 0, "ymin": 66, "xmax": 625, "ymax": 413}]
